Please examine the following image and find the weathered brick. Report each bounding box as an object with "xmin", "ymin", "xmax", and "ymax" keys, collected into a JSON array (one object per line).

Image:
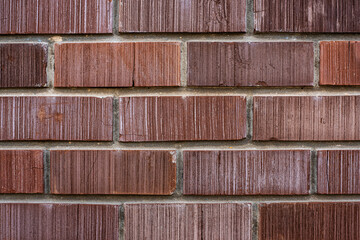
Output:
[
  {"xmin": 183, "ymin": 150, "xmax": 310, "ymax": 195},
  {"xmin": 188, "ymin": 42, "xmax": 314, "ymax": 87},
  {"xmin": 119, "ymin": 96, "xmax": 247, "ymax": 142},
  {"xmin": 0, "ymin": 97, "xmax": 112, "ymax": 141}
]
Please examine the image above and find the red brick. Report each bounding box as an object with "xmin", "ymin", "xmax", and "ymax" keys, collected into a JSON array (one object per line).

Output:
[
  {"xmin": 50, "ymin": 150, "xmax": 176, "ymax": 195},
  {"xmin": 183, "ymin": 150, "xmax": 310, "ymax": 195},
  {"xmin": 320, "ymin": 41, "xmax": 360, "ymax": 85},
  {"xmin": 188, "ymin": 42, "xmax": 314, "ymax": 87},
  {"xmin": 0, "ymin": 203, "xmax": 119, "ymax": 239},
  {"xmin": 119, "ymin": 96, "xmax": 246, "ymax": 142},
  {"xmin": 54, "ymin": 42, "xmax": 181, "ymax": 87},
  {"xmin": 0, "ymin": 150, "xmax": 43, "ymax": 193},
  {"xmin": 124, "ymin": 203, "xmax": 252, "ymax": 239},
  {"xmin": 253, "ymin": 96, "xmax": 360, "ymax": 141},
  {"xmin": 119, "ymin": 0, "xmax": 246, "ymax": 32},
  {"xmin": 259, "ymin": 202, "xmax": 360, "ymax": 240},
  {"xmin": 318, "ymin": 150, "xmax": 360, "ymax": 194},
  {"xmin": 255, "ymin": 0, "xmax": 360, "ymax": 32},
  {"xmin": 0, "ymin": 44, "xmax": 47, "ymax": 88},
  {"xmin": 0, "ymin": 0, "xmax": 112, "ymax": 34},
  {"xmin": 0, "ymin": 97, "xmax": 112, "ymax": 141}
]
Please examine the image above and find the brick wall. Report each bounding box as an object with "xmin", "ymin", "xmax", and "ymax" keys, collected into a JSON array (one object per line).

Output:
[{"xmin": 0, "ymin": 0, "xmax": 359, "ymax": 239}]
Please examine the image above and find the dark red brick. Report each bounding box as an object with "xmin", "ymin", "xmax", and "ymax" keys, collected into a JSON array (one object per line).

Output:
[
  {"xmin": 119, "ymin": 96, "xmax": 247, "ymax": 142},
  {"xmin": 188, "ymin": 42, "xmax": 314, "ymax": 87}
]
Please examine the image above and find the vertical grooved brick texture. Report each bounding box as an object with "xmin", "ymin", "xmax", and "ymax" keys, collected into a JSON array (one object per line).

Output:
[
  {"xmin": 0, "ymin": 204, "xmax": 119, "ymax": 240},
  {"xmin": 253, "ymin": 96, "xmax": 360, "ymax": 141},
  {"xmin": 188, "ymin": 42, "xmax": 314, "ymax": 87},
  {"xmin": 119, "ymin": 0, "xmax": 246, "ymax": 32},
  {"xmin": 255, "ymin": 0, "xmax": 360, "ymax": 32},
  {"xmin": 320, "ymin": 41, "xmax": 360, "ymax": 85},
  {"xmin": 124, "ymin": 203, "xmax": 252, "ymax": 240},
  {"xmin": 0, "ymin": 97, "xmax": 112, "ymax": 141},
  {"xmin": 0, "ymin": 0, "xmax": 113, "ymax": 34},
  {"xmin": 54, "ymin": 42, "xmax": 181, "ymax": 87},
  {"xmin": 119, "ymin": 96, "xmax": 247, "ymax": 142},
  {"xmin": 0, "ymin": 44, "xmax": 47, "ymax": 88},
  {"xmin": 183, "ymin": 150, "xmax": 310, "ymax": 195},
  {"xmin": 259, "ymin": 202, "xmax": 360, "ymax": 240},
  {"xmin": 0, "ymin": 150, "xmax": 43, "ymax": 193},
  {"xmin": 50, "ymin": 150, "xmax": 177, "ymax": 195}
]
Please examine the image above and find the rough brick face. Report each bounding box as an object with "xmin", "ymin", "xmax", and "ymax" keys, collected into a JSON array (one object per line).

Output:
[
  {"xmin": 50, "ymin": 150, "xmax": 176, "ymax": 195},
  {"xmin": 119, "ymin": 0, "xmax": 246, "ymax": 32},
  {"xmin": 0, "ymin": 0, "xmax": 113, "ymax": 34},
  {"xmin": 0, "ymin": 150, "xmax": 43, "ymax": 193},
  {"xmin": 320, "ymin": 41, "xmax": 360, "ymax": 85},
  {"xmin": 124, "ymin": 203, "xmax": 252, "ymax": 240},
  {"xmin": 0, "ymin": 97, "xmax": 112, "ymax": 141},
  {"xmin": 119, "ymin": 96, "xmax": 247, "ymax": 142},
  {"xmin": 183, "ymin": 150, "xmax": 310, "ymax": 195},
  {"xmin": 54, "ymin": 42, "xmax": 181, "ymax": 87},
  {"xmin": 188, "ymin": 42, "xmax": 314, "ymax": 87}
]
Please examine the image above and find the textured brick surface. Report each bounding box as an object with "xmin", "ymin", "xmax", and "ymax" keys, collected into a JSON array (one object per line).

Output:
[
  {"xmin": 0, "ymin": 0, "xmax": 113, "ymax": 34},
  {"xmin": 253, "ymin": 96, "xmax": 360, "ymax": 141},
  {"xmin": 0, "ymin": 204, "xmax": 119, "ymax": 240},
  {"xmin": 255, "ymin": 0, "xmax": 360, "ymax": 32},
  {"xmin": 0, "ymin": 97, "xmax": 112, "ymax": 141},
  {"xmin": 0, "ymin": 150, "xmax": 43, "ymax": 193},
  {"xmin": 259, "ymin": 202, "xmax": 360, "ymax": 240},
  {"xmin": 50, "ymin": 150, "xmax": 176, "ymax": 195},
  {"xmin": 124, "ymin": 203, "xmax": 252, "ymax": 240},
  {"xmin": 320, "ymin": 41, "xmax": 360, "ymax": 85},
  {"xmin": 183, "ymin": 150, "xmax": 310, "ymax": 195},
  {"xmin": 55, "ymin": 42, "xmax": 181, "ymax": 87},
  {"xmin": 119, "ymin": 0, "xmax": 246, "ymax": 32},
  {"xmin": 188, "ymin": 42, "xmax": 314, "ymax": 87},
  {"xmin": 119, "ymin": 96, "xmax": 247, "ymax": 142}
]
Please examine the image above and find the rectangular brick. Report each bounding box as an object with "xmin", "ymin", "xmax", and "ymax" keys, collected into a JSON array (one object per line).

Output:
[
  {"xmin": 259, "ymin": 202, "xmax": 360, "ymax": 240},
  {"xmin": 120, "ymin": 0, "xmax": 246, "ymax": 32},
  {"xmin": 0, "ymin": 97, "xmax": 112, "ymax": 141},
  {"xmin": 183, "ymin": 150, "xmax": 310, "ymax": 195},
  {"xmin": 255, "ymin": 0, "xmax": 360, "ymax": 32},
  {"xmin": 0, "ymin": 204, "xmax": 119, "ymax": 240},
  {"xmin": 50, "ymin": 150, "xmax": 176, "ymax": 195},
  {"xmin": 318, "ymin": 150, "xmax": 360, "ymax": 194},
  {"xmin": 0, "ymin": 0, "xmax": 113, "ymax": 34},
  {"xmin": 54, "ymin": 42, "xmax": 181, "ymax": 87},
  {"xmin": 124, "ymin": 203, "xmax": 252, "ymax": 239},
  {"xmin": 320, "ymin": 41, "xmax": 360, "ymax": 85},
  {"xmin": 0, "ymin": 44, "xmax": 47, "ymax": 88},
  {"xmin": 253, "ymin": 96, "xmax": 360, "ymax": 141},
  {"xmin": 119, "ymin": 96, "xmax": 246, "ymax": 142},
  {"xmin": 188, "ymin": 42, "xmax": 314, "ymax": 87},
  {"xmin": 0, "ymin": 150, "xmax": 43, "ymax": 193}
]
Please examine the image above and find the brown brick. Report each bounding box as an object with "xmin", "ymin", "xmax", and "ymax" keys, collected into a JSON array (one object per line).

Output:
[
  {"xmin": 253, "ymin": 96, "xmax": 360, "ymax": 141},
  {"xmin": 320, "ymin": 41, "xmax": 360, "ymax": 85},
  {"xmin": 0, "ymin": 203, "xmax": 119, "ymax": 239},
  {"xmin": 119, "ymin": 96, "xmax": 246, "ymax": 142},
  {"xmin": 318, "ymin": 150, "xmax": 360, "ymax": 194},
  {"xmin": 255, "ymin": 0, "xmax": 360, "ymax": 32},
  {"xmin": 124, "ymin": 203, "xmax": 252, "ymax": 239},
  {"xmin": 120, "ymin": 0, "xmax": 246, "ymax": 32},
  {"xmin": 0, "ymin": 0, "xmax": 112, "ymax": 34},
  {"xmin": 0, "ymin": 44, "xmax": 47, "ymax": 88},
  {"xmin": 54, "ymin": 42, "xmax": 181, "ymax": 87},
  {"xmin": 50, "ymin": 150, "xmax": 176, "ymax": 195},
  {"xmin": 183, "ymin": 150, "xmax": 310, "ymax": 195},
  {"xmin": 0, "ymin": 97, "xmax": 112, "ymax": 141},
  {"xmin": 259, "ymin": 202, "xmax": 360, "ymax": 240},
  {"xmin": 0, "ymin": 150, "xmax": 43, "ymax": 193},
  {"xmin": 188, "ymin": 42, "xmax": 314, "ymax": 87}
]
